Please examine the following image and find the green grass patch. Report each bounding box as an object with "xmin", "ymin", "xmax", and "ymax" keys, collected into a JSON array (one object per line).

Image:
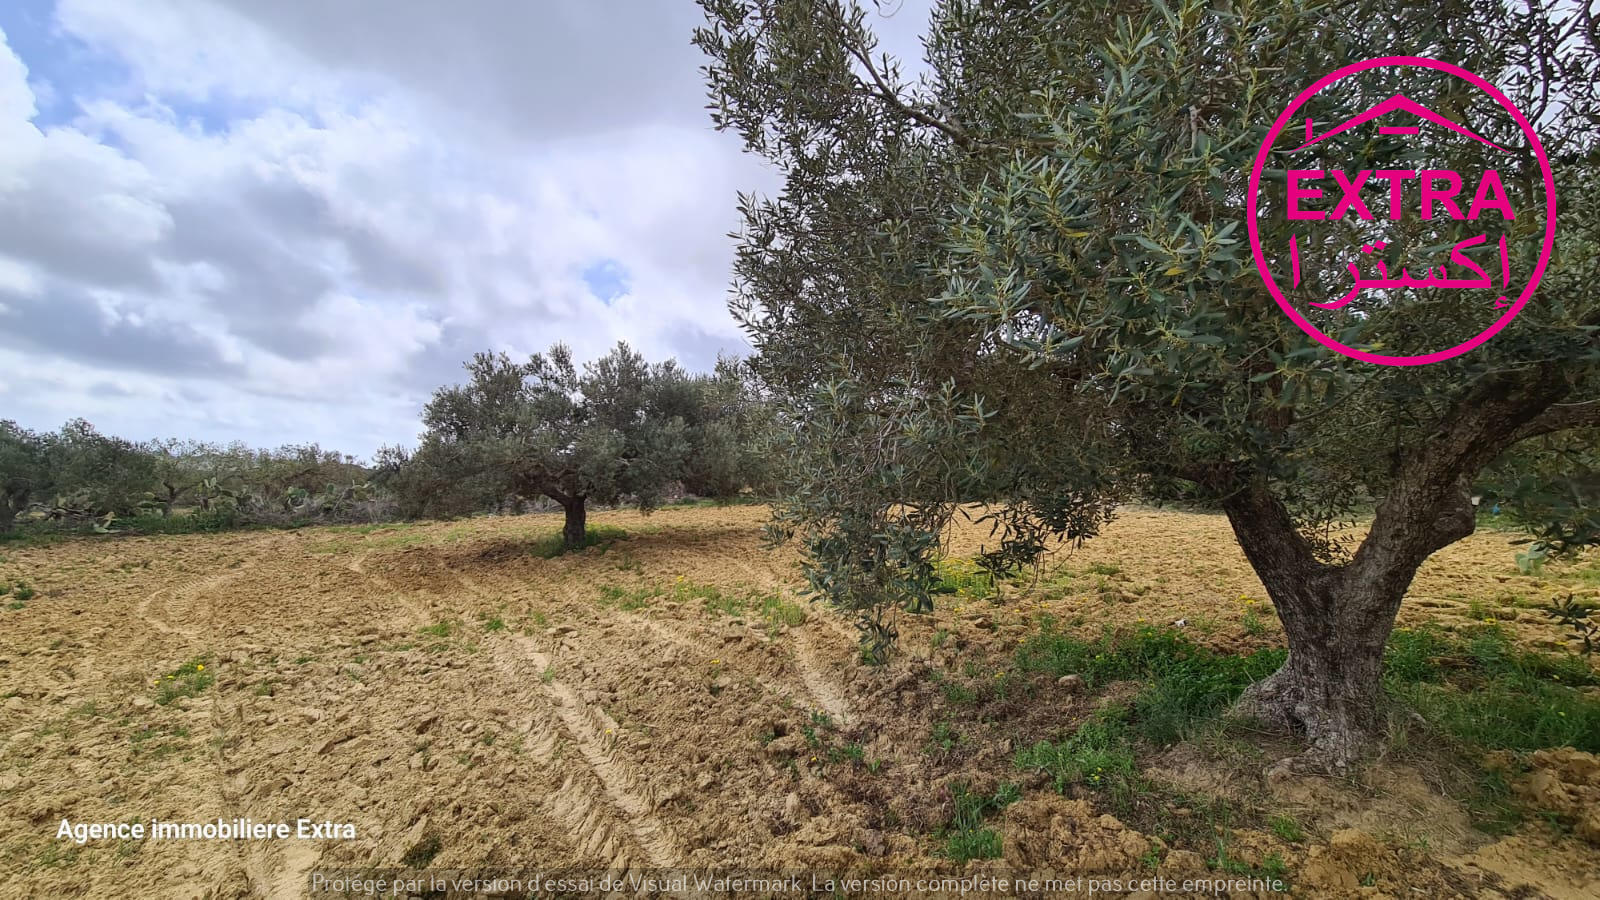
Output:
[
  {"xmin": 528, "ymin": 525, "xmax": 628, "ymax": 558},
  {"xmin": 931, "ymin": 557, "xmax": 997, "ymax": 600},
  {"xmin": 674, "ymin": 579, "xmax": 743, "ymax": 616},
  {"xmin": 418, "ymin": 620, "xmax": 456, "ymax": 638},
  {"xmin": 938, "ymin": 781, "xmax": 1019, "ymax": 863},
  {"xmin": 1384, "ymin": 624, "xmax": 1600, "ymax": 753},
  {"xmin": 1268, "ymin": 814, "xmax": 1305, "ymax": 843},
  {"xmin": 755, "ymin": 591, "xmax": 807, "ymax": 628},
  {"xmin": 117, "ymin": 510, "xmax": 243, "ymax": 535},
  {"xmin": 1016, "ymin": 621, "xmax": 1284, "ymax": 745},
  {"xmin": 597, "ymin": 583, "xmax": 662, "ymax": 610},
  {"xmin": 1017, "ymin": 712, "xmax": 1141, "ymax": 797}
]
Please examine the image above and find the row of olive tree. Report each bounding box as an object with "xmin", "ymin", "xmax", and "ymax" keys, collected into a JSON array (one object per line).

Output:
[
  {"xmin": 3, "ymin": 348, "xmax": 772, "ymax": 541},
  {"xmin": 376, "ymin": 342, "xmax": 773, "ymax": 551},
  {"xmin": 697, "ymin": 0, "xmax": 1598, "ymax": 768},
  {"xmin": 0, "ymin": 419, "xmax": 380, "ymax": 533}
]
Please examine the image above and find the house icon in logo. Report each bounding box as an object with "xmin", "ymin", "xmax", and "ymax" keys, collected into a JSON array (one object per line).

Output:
[{"xmin": 1293, "ymin": 94, "xmax": 1509, "ymax": 153}]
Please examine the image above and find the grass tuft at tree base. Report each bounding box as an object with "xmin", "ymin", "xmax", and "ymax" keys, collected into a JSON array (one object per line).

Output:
[{"xmin": 528, "ymin": 525, "xmax": 628, "ymax": 558}]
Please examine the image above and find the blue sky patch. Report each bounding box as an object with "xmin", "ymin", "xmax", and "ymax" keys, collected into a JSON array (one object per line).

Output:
[
  {"xmin": 0, "ymin": 0, "xmax": 132, "ymax": 128},
  {"xmin": 581, "ymin": 258, "xmax": 631, "ymax": 304}
]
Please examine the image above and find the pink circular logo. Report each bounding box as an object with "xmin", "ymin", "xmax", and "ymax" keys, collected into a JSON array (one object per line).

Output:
[{"xmin": 1246, "ymin": 56, "xmax": 1556, "ymax": 366}]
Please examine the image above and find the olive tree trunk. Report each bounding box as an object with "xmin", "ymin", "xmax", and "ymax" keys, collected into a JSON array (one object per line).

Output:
[
  {"xmin": 1220, "ymin": 471, "xmax": 1475, "ymax": 769},
  {"xmin": 561, "ymin": 497, "xmax": 587, "ymax": 551},
  {"xmin": 1212, "ymin": 370, "xmax": 1577, "ymax": 770},
  {"xmin": 1228, "ymin": 565, "xmax": 1397, "ymax": 766}
]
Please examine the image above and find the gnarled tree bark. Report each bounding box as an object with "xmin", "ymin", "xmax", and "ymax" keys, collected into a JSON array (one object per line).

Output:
[{"xmin": 1222, "ymin": 368, "xmax": 1577, "ymax": 770}]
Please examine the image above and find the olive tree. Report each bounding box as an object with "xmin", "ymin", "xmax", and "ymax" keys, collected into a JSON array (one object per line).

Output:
[
  {"xmin": 681, "ymin": 356, "xmax": 779, "ymax": 499},
  {"xmin": 40, "ymin": 419, "xmax": 157, "ymax": 522},
  {"xmin": 400, "ymin": 342, "xmax": 710, "ymax": 550},
  {"xmin": 0, "ymin": 420, "xmax": 52, "ymax": 533},
  {"xmin": 697, "ymin": 0, "xmax": 1599, "ymax": 767}
]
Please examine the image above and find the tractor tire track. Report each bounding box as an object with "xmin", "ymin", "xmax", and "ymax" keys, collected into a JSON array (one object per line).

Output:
[
  {"xmin": 493, "ymin": 633, "xmax": 680, "ymax": 870},
  {"xmin": 136, "ymin": 536, "xmax": 289, "ymax": 639},
  {"xmin": 347, "ymin": 552, "xmax": 434, "ymax": 627}
]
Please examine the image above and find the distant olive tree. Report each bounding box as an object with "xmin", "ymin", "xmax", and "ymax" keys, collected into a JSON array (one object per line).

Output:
[
  {"xmin": 0, "ymin": 420, "xmax": 52, "ymax": 533},
  {"xmin": 681, "ymin": 356, "xmax": 779, "ymax": 500},
  {"xmin": 395, "ymin": 342, "xmax": 742, "ymax": 550},
  {"xmin": 38, "ymin": 419, "xmax": 157, "ymax": 523}
]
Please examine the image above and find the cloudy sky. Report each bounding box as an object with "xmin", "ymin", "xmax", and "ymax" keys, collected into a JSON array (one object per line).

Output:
[{"xmin": 0, "ymin": 0, "xmax": 931, "ymax": 456}]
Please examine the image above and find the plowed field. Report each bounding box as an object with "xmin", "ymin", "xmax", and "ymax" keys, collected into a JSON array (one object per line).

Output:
[{"xmin": 1, "ymin": 505, "xmax": 1597, "ymax": 898}]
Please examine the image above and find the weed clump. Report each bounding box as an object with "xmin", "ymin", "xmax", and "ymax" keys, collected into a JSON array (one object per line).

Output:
[
  {"xmin": 154, "ymin": 657, "xmax": 215, "ymax": 706},
  {"xmin": 938, "ymin": 781, "xmax": 1019, "ymax": 863}
]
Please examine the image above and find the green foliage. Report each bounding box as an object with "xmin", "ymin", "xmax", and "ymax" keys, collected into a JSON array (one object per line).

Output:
[
  {"xmin": 2, "ymin": 418, "xmax": 384, "ymax": 538},
  {"xmin": 0, "ymin": 420, "xmax": 52, "ymax": 533},
  {"xmin": 1542, "ymin": 594, "xmax": 1599, "ymax": 656},
  {"xmin": 1479, "ymin": 431, "xmax": 1600, "ymax": 559}
]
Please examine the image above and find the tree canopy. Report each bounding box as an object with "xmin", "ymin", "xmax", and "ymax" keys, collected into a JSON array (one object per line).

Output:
[
  {"xmin": 387, "ymin": 341, "xmax": 764, "ymax": 549},
  {"xmin": 697, "ymin": 0, "xmax": 1599, "ymax": 767}
]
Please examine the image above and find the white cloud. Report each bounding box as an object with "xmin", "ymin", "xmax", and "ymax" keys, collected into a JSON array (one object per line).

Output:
[{"xmin": 0, "ymin": 1, "xmax": 937, "ymax": 454}]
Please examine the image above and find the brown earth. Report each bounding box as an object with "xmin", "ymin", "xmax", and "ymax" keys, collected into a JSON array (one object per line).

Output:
[{"xmin": 0, "ymin": 505, "xmax": 1596, "ymax": 898}]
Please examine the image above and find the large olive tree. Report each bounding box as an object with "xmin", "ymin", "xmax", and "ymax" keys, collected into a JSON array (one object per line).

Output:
[{"xmin": 697, "ymin": 0, "xmax": 1599, "ymax": 767}]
